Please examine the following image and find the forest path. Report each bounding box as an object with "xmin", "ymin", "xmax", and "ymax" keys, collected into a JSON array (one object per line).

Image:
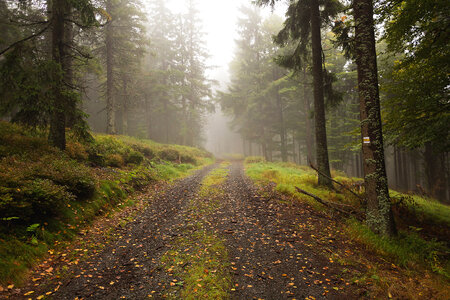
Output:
[
  {"xmin": 211, "ymin": 162, "xmax": 360, "ymax": 299},
  {"xmin": 9, "ymin": 162, "xmax": 365, "ymax": 299}
]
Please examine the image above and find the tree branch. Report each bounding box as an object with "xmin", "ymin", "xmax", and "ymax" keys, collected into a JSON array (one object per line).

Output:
[
  {"xmin": 308, "ymin": 160, "xmax": 366, "ymax": 203},
  {"xmin": 295, "ymin": 186, "xmax": 363, "ymax": 221},
  {"xmin": 0, "ymin": 24, "xmax": 50, "ymax": 56}
]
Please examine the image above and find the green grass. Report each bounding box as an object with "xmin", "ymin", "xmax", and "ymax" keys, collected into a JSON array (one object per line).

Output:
[
  {"xmin": 347, "ymin": 219, "xmax": 449, "ymax": 278},
  {"xmin": 245, "ymin": 162, "xmax": 353, "ymax": 210},
  {"xmin": 390, "ymin": 191, "xmax": 450, "ymax": 227},
  {"xmin": 161, "ymin": 164, "xmax": 232, "ymax": 299},
  {"xmin": 161, "ymin": 229, "xmax": 232, "ymax": 299}
]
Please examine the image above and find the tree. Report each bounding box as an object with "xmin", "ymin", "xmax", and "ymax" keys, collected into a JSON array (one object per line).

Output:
[
  {"xmin": 379, "ymin": 0, "xmax": 450, "ymax": 201},
  {"xmin": 0, "ymin": 0, "xmax": 97, "ymax": 149},
  {"xmin": 353, "ymin": 0, "xmax": 396, "ymax": 235},
  {"xmin": 259, "ymin": 0, "xmax": 343, "ymax": 187}
]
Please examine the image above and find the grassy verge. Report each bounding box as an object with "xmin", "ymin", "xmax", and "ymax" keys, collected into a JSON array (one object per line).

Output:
[
  {"xmin": 0, "ymin": 121, "xmax": 213, "ymax": 286},
  {"xmin": 161, "ymin": 163, "xmax": 232, "ymax": 299},
  {"xmin": 244, "ymin": 158, "xmax": 450, "ymax": 281}
]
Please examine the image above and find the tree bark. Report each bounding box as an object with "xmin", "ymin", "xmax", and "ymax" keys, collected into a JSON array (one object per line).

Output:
[
  {"xmin": 48, "ymin": 0, "xmax": 67, "ymax": 150},
  {"xmin": 354, "ymin": 0, "xmax": 396, "ymax": 236},
  {"xmin": 106, "ymin": 0, "xmax": 116, "ymax": 134},
  {"xmin": 310, "ymin": 0, "xmax": 332, "ymax": 187},
  {"xmin": 64, "ymin": 9, "xmax": 75, "ymax": 128},
  {"xmin": 303, "ymin": 70, "xmax": 314, "ymax": 164},
  {"xmin": 122, "ymin": 78, "xmax": 128, "ymax": 135}
]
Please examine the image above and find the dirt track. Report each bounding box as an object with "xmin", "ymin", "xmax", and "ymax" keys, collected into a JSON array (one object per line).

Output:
[{"xmin": 7, "ymin": 162, "xmax": 365, "ymax": 299}]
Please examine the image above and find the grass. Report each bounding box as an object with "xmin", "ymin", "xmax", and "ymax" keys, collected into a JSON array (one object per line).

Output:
[
  {"xmin": 161, "ymin": 164, "xmax": 232, "ymax": 299},
  {"xmin": 347, "ymin": 219, "xmax": 449, "ymax": 278},
  {"xmin": 0, "ymin": 121, "xmax": 214, "ymax": 286},
  {"xmin": 244, "ymin": 160, "xmax": 450, "ymax": 281},
  {"xmin": 245, "ymin": 161, "xmax": 356, "ymax": 210}
]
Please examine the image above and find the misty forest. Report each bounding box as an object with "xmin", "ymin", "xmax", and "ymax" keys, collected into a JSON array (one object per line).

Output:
[{"xmin": 0, "ymin": 0, "xmax": 449, "ymax": 298}]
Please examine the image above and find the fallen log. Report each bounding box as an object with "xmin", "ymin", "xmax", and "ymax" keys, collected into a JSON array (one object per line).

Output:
[
  {"xmin": 295, "ymin": 186, "xmax": 363, "ymax": 221},
  {"xmin": 308, "ymin": 161, "xmax": 365, "ymax": 204}
]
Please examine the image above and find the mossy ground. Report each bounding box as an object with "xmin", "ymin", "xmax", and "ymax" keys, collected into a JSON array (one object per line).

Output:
[{"xmin": 161, "ymin": 163, "xmax": 232, "ymax": 299}]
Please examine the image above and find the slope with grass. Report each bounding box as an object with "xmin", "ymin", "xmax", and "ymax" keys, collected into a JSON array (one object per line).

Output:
[
  {"xmin": 244, "ymin": 157, "xmax": 449, "ymax": 296},
  {"xmin": 0, "ymin": 121, "xmax": 213, "ymax": 286}
]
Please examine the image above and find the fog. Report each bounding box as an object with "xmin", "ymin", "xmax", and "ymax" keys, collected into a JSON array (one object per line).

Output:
[{"xmin": 161, "ymin": 0, "xmax": 287, "ymax": 157}]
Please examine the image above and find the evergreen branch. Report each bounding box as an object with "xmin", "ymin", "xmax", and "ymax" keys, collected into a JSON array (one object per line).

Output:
[{"xmin": 0, "ymin": 24, "xmax": 49, "ymax": 56}]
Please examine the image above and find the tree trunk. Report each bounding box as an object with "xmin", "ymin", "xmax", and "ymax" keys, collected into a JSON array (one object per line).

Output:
[
  {"xmin": 354, "ymin": 0, "xmax": 396, "ymax": 236},
  {"xmin": 48, "ymin": 0, "xmax": 67, "ymax": 150},
  {"xmin": 303, "ymin": 71, "xmax": 314, "ymax": 165},
  {"xmin": 276, "ymin": 88, "xmax": 287, "ymax": 162},
  {"xmin": 145, "ymin": 95, "xmax": 152, "ymax": 139},
  {"xmin": 64, "ymin": 9, "xmax": 75, "ymax": 128},
  {"xmin": 424, "ymin": 142, "xmax": 447, "ymax": 201},
  {"xmin": 310, "ymin": 0, "xmax": 332, "ymax": 187},
  {"xmin": 122, "ymin": 78, "xmax": 128, "ymax": 135},
  {"xmin": 106, "ymin": 0, "xmax": 116, "ymax": 135}
]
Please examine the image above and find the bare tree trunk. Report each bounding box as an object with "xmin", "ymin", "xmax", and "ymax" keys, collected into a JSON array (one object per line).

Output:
[
  {"xmin": 63, "ymin": 9, "xmax": 76, "ymax": 128},
  {"xmin": 354, "ymin": 0, "xmax": 396, "ymax": 236},
  {"xmin": 303, "ymin": 71, "xmax": 313, "ymax": 164},
  {"xmin": 48, "ymin": 0, "xmax": 67, "ymax": 150},
  {"xmin": 145, "ymin": 95, "xmax": 152, "ymax": 139},
  {"xmin": 276, "ymin": 89, "xmax": 287, "ymax": 162},
  {"xmin": 106, "ymin": 0, "xmax": 116, "ymax": 134},
  {"xmin": 122, "ymin": 78, "xmax": 128, "ymax": 135},
  {"xmin": 310, "ymin": 0, "xmax": 332, "ymax": 187}
]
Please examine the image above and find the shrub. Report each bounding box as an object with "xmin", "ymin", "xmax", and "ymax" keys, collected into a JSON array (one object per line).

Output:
[
  {"xmin": 125, "ymin": 150, "xmax": 144, "ymax": 165},
  {"xmin": 0, "ymin": 179, "xmax": 75, "ymax": 221},
  {"xmin": 131, "ymin": 144, "xmax": 155, "ymax": 159},
  {"xmin": 158, "ymin": 148, "xmax": 180, "ymax": 162},
  {"xmin": 86, "ymin": 145, "xmax": 105, "ymax": 166},
  {"xmin": 180, "ymin": 153, "xmax": 197, "ymax": 164},
  {"xmin": 65, "ymin": 141, "xmax": 88, "ymax": 161},
  {"xmin": 245, "ymin": 156, "xmax": 266, "ymax": 164},
  {"xmin": 38, "ymin": 157, "xmax": 96, "ymax": 199},
  {"xmin": 105, "ymin": 154, "xmax": 125, "ymax": 167}
]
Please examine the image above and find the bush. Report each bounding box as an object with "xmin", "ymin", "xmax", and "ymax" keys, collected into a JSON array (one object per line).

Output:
[
  {"xmin": 65, "ymin": 141, "xmax": 88, "ymax": 161},
  {"xmin": 0, "ymin": 179, "xmax": 75, "ymax": 221},
  {"xmin": 131, "ymin": 144, "xmax": 155, "ymax": 159},
  {"xmin": 38, "ymin": 157, "xmax": 96, "ymax": 199},
  {"xmin": 105, "ymin": 154, "xmax": 125, "ymax": 167},
  {"xmin": 158, "ymin": 148, "xmax": 180, "ymax": 162},
  {"xmin": 245, "ymin": 156, "xmax": 266, "ymax": 164},
  {"xmin": 125, "ymin": 150, "xmax": 144, "ymax": 165},
  {"xmin": 180, "ymin": 153, "xmax": 197, "ymax": 164}
]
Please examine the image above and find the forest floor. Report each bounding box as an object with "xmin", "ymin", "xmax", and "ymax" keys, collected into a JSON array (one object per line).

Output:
[{"xmin": 1, "ymin": 162, "xmax": 446, "ymax": 299}]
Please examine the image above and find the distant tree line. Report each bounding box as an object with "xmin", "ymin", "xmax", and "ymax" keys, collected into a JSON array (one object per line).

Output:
[{"xmin": 0, "ymin": 0, "xmax": 212, "ymax": 149}]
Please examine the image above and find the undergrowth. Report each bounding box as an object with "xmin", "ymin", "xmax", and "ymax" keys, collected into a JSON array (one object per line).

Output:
[{"xmin": 0, "ymin": 121, "xmax": 213, "ymax": 285}]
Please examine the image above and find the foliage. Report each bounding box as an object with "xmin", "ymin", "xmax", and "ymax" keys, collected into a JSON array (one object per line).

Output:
[{"xmin": 347, "ymin": 220, "xmax": 449, "ymax": 278}]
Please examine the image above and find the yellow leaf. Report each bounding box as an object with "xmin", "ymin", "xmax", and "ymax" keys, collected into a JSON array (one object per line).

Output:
[
  {"xmin": 37, "ymin": 296, "xmax": 45, "ymax": 300},
  {"xmin": 24, "ymin": 291, "xmax": 34, "ymax": 296},
  {"xmin": 7, "ymin": 284, "xmax": 14, "ymax": 289}
]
